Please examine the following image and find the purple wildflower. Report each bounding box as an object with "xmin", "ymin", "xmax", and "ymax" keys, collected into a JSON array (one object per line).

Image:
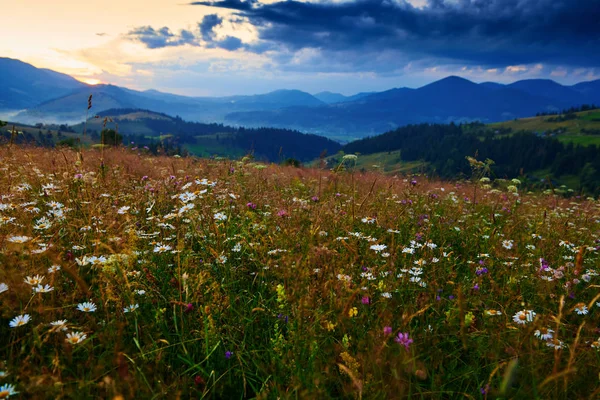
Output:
[{"xmin": 395, "ymin": 332, "xmax": 413, "ymax": 350}]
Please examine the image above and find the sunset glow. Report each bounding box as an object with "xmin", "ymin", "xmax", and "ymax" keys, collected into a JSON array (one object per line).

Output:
[{"xmin": 77, "ymin": 78, "xmax": 102, "ymax": 85}]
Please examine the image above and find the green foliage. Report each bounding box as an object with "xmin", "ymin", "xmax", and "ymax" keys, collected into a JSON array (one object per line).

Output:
[
  {"xmin": 101, "ymin": 128, "xmax": 123, "ymax": 146},
  {"xmin": 341, "ymin": 123, "xmax": 600, "ymax": 194},
  {"xmin": 281, "ymin": 157, "xmax": 302, "ymax": 167}
]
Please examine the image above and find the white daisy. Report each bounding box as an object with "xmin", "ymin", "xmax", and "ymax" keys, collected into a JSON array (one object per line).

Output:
[
  {"xmin": 117, "ymin": 206, "xmax": 130, "ymax": 215},
  {"xmin": 24, "ymin": 275, "xmax": 45, "ymax": 286},
  {"xmin": 370, "ymin": 244, "xmax": 387, "ymax": 252},
  {"xmin": 153, "ymin": 243, "xmax": 172, "ymax": 253},
  {"xmin": 7, "ymin": 235, "xmax": 32, "ymax": 244},
  {"xmin": 9, "ymin": 314, "xmax": 31, "ymax": 328},
  {"xmin": 77, "ymin": 302, "xmax": 97, "ymax": 312},
  {"xmin": 213, "ymin": 212, "xmax": 227, "ymax": 221},
  {"xmin": 534, "ymin": 328, "xmax": 554, "ymax": 341},
  {"xmin": 50, "ymin": 320, "xmax": 68, "ymax": 331},
  {"xmin": 66, "ymin": 331, "xmax": 87, "ymax": 344},
  {"xmin": 0, "ymin": 384, "xmax": 18, "ymax": 398},
  {"xmin": 512, "ymin": 310, "xmax": 536, "ymax": 325},
  {"xmin": 574, "ymin": 303, "xmax": 588, "ymax": 315},
  {"xmin": 34, "ymin": 284, "xmax": 54, "ymax": 293},
  {"xmin": 123, "ymin": 304, "xmax": 139, "ymax": 313},
  {"xmin": 502, "ymin": 240, "xmax": 514, "ymax": 250},
  {"xmin": 48, "ymin": 265, "xmax": 61, "ymax": 273}
]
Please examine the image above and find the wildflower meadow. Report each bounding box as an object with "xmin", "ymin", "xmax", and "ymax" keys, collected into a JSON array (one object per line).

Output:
[{"xmin": 0, "ymin": 146, "xmax": 599, "ymax": 399}]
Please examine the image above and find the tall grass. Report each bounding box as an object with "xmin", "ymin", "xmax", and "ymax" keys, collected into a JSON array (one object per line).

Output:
[{"xmin": 0, "ymin": 145, "xmax": 598, "ymax": 399}]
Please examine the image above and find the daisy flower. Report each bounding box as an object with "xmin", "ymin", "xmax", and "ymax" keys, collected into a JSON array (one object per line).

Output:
[
  {"xmin": 123, "ymin": 304, "xmax": 139, "ymax": 313},
  {"xmin": 48, "ymin": 265, "xmax": 61, "ymax": 273},
  {"xmin": 34, "ymin": 284, "xmax": 54, "ymax": 293},
  {"xmin": 153, "ymin": 243, "xmax": 172, "ymax": 253},
  {"xmin": 9, "ymin": 314, "xmax": 31, "ymax": 328},
  {"xmin": 574, "ymin": 303, "xmax": 589, "ymax": 315},
  {"xmin": 66, "ymin": 331, "xmax": 87, "ymax": 344},
  {"xmin": 512, "ymin": 310, "xmax": 536, "ymax": 325},
  {"xmin": 546, "ymin": 339, "xmax": 565, "ymax": 350},
  {"xmin": 7, "ymin": 235, "xmax": 32, "ymax": 244},
  {"xmin": 24, "ymin": 275, "xmax": 45, "ymax": 286},
  {"xmin": 0, "ymin": 384, "xmax": 18, "ymax": 398},
  {"xmin": 534, "ymin": 328, "xmax": 554, "ymax": 341},
  {"xmin": 370, "ymin": 244, "xmax": 387, "ymax": 252},
  {"xmin": 117, "ymin": 206, "xmax": 130, "ymax": 215},
  {"xmin": 213, "ymin": 212, "xmax": 227, "ymax": 221},
  {"xmin": 33, "ymin": 217, "xmax": 52, "ymax": 230},
  {"xmin": 77, "ymin": 302, "xmax": 97, "ymax": 312},
  {"xmin": 50, "ymin": 320, "xmax": 68, "ymax": 331},
  {"xmin": 178, "ymin": 204, "xmax": 194, "ymax": 215}
]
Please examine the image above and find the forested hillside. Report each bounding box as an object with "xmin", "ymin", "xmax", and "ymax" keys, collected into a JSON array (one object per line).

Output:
[{"xmin": 341, "ymin": 123, "xmax": 600, "ymax": 193}]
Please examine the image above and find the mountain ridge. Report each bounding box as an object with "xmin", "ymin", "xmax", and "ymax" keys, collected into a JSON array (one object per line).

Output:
[{"xmin": 2, "ymin": 57, "xmax": 599, "ymax": 138}]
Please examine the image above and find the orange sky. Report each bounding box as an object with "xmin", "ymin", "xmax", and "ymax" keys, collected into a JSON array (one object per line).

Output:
[{"xmin": 2, "ymin": 0, "xmax": 225, "ymax": 82}]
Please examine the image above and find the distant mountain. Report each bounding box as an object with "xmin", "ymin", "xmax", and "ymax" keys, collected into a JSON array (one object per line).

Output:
[
  {"xmin": 225, "ymin": 76, "xmax": 600, "ymax": 137},
  {"xmin": 226, "ymin": 89, "xmax": 324, "ymax": 107},
  {"xmin": 314, "ymin": 91, "xmax": 348, "ymax": 104},
  {"xmin": 479, "ymin": 82, "xmax": 505, "ymax": 90},
  {"xmin": 15, "ymin": 79, "xmax": 325, "ymax": 125},
  {"xmin": 508, "ymin": 79, "xmax": 588, "ymax": 106},
  {"xmin": 0, "ymin": 57, "xmax": 86, "ymax": 110},
  {"xmin": 570, "ymin": 79, "xmax": 600, "ymax": 103},
  {"xmin": 16, "ymin": 84, "xmax": 208, "ymax": 124}
]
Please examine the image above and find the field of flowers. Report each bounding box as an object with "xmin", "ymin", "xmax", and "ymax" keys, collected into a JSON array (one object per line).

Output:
[{"xmin": 0, "ymin": 146, "xmax": 599, "ymax": 399}]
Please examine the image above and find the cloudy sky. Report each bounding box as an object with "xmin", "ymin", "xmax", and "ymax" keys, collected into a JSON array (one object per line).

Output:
[{"xmin": 3, "ymin": 0, "xmax": 599, "ymax": 95}]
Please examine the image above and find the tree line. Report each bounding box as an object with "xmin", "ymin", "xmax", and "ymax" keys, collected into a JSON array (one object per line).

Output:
[{"xmin": 342, "ymin": 123, "xmax": 600, "ymax": 194}]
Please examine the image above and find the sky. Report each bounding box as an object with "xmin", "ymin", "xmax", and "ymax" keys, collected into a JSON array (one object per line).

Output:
[{"xmin": 2, "ymin": 0, "xmax": 599, "ymax": 96}]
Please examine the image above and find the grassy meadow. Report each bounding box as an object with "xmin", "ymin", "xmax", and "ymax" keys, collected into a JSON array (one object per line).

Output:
[
  {"xmin": 0, "ymin": 146, "xmax": 600, "ymax": 399},
  {"xmin": 489, "ymin": 110, "xmax": 600, "ymax": 147}
]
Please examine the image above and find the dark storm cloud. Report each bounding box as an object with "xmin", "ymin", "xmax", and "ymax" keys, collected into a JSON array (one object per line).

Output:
[
  {"xmin": 199, "ymin": 14, "xmax": 223, "ymax": 40},
  {"xmin": 128, "ymin": 26, "xmax": 199, "ymax": 48},
  {"xmin": 190, "ymin": 0, "xmax": 600, "ymax": 68},
  {"xmin": 128, "ymin": 16, "xmax": 244, "ymax": 51}
]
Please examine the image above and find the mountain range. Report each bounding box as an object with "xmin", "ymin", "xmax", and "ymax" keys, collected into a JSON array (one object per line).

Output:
[{"xmin": 1, "ymin": 57, "xmax": 599, "ymax": 138}]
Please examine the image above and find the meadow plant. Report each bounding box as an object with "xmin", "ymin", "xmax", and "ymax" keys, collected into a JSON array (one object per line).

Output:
[{"xmin": 0, "ymin": 146, "xmax": 598, "ymax": 398}]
